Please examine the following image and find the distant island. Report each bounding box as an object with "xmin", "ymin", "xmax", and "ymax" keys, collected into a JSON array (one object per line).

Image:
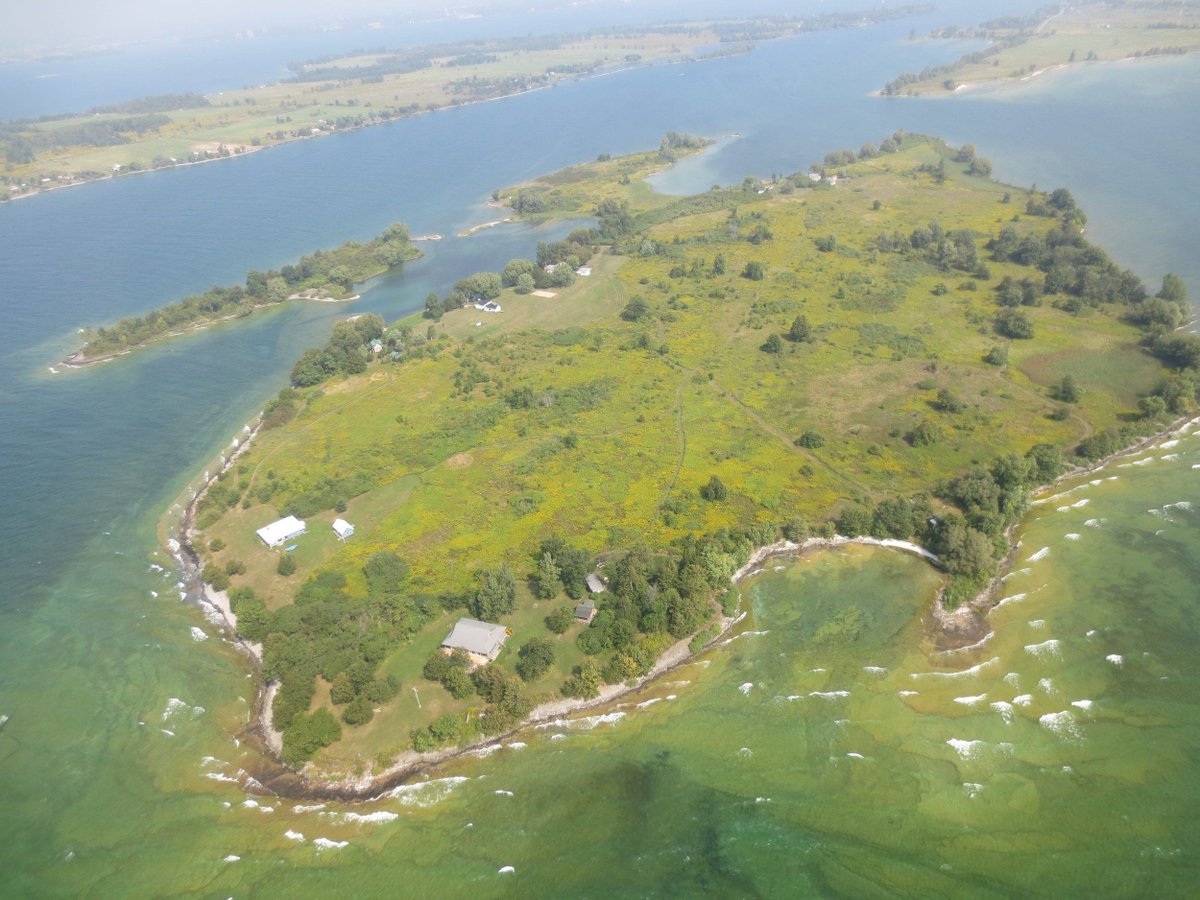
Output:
[
  {"xmin": 882, "ymin": 0, "xmax": 1200, "ymax": 96},
  {"xmin": 64, "ymin": 222, "xmax": 417, "ymax": 365},
  {"xmin": 0, "ymin": 7, "xmax": 933, "ymax": 204},
  {"xmin": 179, "ymin": 133, "xmax": 1192, "ymax": 795}
]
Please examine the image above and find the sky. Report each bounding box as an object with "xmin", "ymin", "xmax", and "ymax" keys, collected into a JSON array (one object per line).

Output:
[
  {"xmin": 3, "ymin": 0, "xmax": 487, "ymax": 54},
  {"xmin": 1, "ymin": 0, "xmax": 904, "ymax": 57}
]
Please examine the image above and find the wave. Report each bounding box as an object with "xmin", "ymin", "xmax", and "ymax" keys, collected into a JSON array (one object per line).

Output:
[
  {"xmin": 990, "ymin": 701, "xmax": 1014, "ymax": 724},
  {"xmin": 190, "ymin": 627, "xmax": 208, "ymax": 641},
  {"xmin": 292, "ymin": 803, "xmax": 326, "ymax": 814},
  {"xmin": 1038, "ymin": 677, "xmax": 1057, "ymax": 695},
  {"xmin": 1024, "ymin": 639, "xmax": 1062, "ymax": 659},
  {"xmin": 204, "ymin": 772, "xmax": 239, "ymax": 783},
  {"xmin": 993, "ymin": 592, "xmax": 1026, "ymax": 610},
  {"xmin": 738, "ymin": 682, "xmax": 754, "ymax": 696},
  {"xmin": 498, "ymin": 865, "xmax": 516, "ymax": 874},
  {"xmin": 536, "ymin": 711, "xmax": 626, "ymax": 731},
  {"xmin": 383, "ymin": 776, "xmax": 469, "ymax": 807},
  {"xmin": 1026, "ymin": 547, "xmax": 1050, "ymax": 563},
  {"xmin": 324, "ymin": 810, "xmax": 398, "ymax": 824},
  {"xmin": 284, "ymin": 830, "xmax": 305, "ymax": 842},
  {"xmin": 1012, "ymin": 694, "xmax": 1033, "ymax": 707},
  {"xmin": 506, "ymin": 741, "xmax": 527, "ymax": 750},
  {"xmin": 862, "ymin": 666, "xmax": 888, "ymax": 675},
  {"xmin": 223, "ymin": 855, "xmax": 240, "ymax": 863},
  {"xmin": 897, "ymin": 690, "xmax": 919, "ymax": 697},
  {"xmin": 1070, "ymin": 699, "xmax": 1093, "ymax": 711},
  {"xmin": 846, "ymin": 752, "xmax": 865, "ymax": 760},
  {"xmin": 313, "ymin": 838, "xmax": 349, "ymax": 850},
  {"xmin": 946, "ymin": 738, "xmax": 986, "ymax": 760},
  {"xmin": 1106, "ymin": 654, "xmax": 1124, "ymax": 666},
  {"xmin": 1064, "ymin": 533, "xmax": 1081, "ymax": 541},
  {"xmin": 953, "ymin": 694, "xmax": 987, "ymax": 707},
  {"xmin": 963, "ymin": 782, "xmax": 983, "ymax": 798},
  {"xmin": 494, "ymin": 789, "xmax": 514, "ymax": 797},
  {"xmin": 1028, "ymin": 619, "xmax": 1046, "ymax": 629},
  {"xmin": 808, "ymin": 690, "xmax": 850, "ymax": 699},
  {"xmin": 911, "ymin": 656, "xmax": 999, "ymax": 680},
  {"xmin": 1039, "ymin": 710, "xmax": 1082, "ymax": 740},
  {"xmin": 1084, "ymin": 518, "xmax": 1104, "ymax": 528},
  {"xmin": 636, "ymin": 697, "xmax": 663, "ymax": 709}
]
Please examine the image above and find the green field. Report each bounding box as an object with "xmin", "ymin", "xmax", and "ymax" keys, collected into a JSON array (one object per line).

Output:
[{"xmin": 195, "ymin": 135, "xmax": 1185, "ymax": 779}]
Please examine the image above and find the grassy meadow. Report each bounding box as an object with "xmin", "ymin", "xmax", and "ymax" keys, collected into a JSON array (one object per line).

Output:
[{"xmin": 197, "ymin": 135, "xmax": 1172, "ymax": 775}]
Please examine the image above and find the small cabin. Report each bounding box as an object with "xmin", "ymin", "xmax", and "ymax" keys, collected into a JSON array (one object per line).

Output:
[
  {"xmin": 332, "ymin": 518, "xmax": 355, "ymax": 541},
  {"xmin": 574, "ymin": 598, "xmax": 597, "ymax": 624},
  {"xmin": 586, "ymin": 573, "xmax": 606, "ymax": 594}
]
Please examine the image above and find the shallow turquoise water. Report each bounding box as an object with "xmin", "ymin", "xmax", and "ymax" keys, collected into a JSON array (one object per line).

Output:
[{"xmin": 0, "ymin": 13, "xmax": 1198, "ymax": 896}]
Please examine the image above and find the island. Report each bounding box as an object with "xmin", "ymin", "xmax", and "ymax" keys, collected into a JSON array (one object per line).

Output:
[
  {"xmin": 180, "ymin": 133, "xmax": 1193, "ymax": 795},
  {"xmin": 882, "ymin": 0, "xmax": 1200, "ymax": 96},
  {"xmin": 64, "ymin": 222, "xmax": 418, "ymax": 365},
  {"xmin": 0, "ymin": 6, "xmax": 932, "ymax": 203}
]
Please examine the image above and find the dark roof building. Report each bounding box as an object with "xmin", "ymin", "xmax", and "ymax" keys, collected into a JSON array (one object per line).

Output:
[
  {"xmin": 585, "ymin": 573, "xmax": 606, "ymax": 593},
  {"xmin": 574, "ymin": 598, "xmax": 596, "ymax": 624}
]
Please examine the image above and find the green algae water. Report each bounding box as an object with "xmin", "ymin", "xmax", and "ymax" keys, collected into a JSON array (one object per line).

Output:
[{"xmin": 2, "ymin": 13, "xmax": 1200, "ymax": 896}]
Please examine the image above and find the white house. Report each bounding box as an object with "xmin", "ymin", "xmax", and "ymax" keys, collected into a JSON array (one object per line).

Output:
[
  {"xmin": 256, "ymin": 515, "xmax": 307, "ymax": 548},
  {"xmin": 332, "ymin": 518, "xmax": 355, "ymax": 540},
  {"xmin": 808, "ymin": 172, "xmax": 821, "ymax": 182},
  {"xmin": 586, "ymin": 573, "xmax": 607, "ymax": 593}
]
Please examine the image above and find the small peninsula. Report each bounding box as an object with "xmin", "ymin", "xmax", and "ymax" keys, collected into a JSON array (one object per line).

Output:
[
  {"xmin": 65, "ymin": 222, "xmax": 417, "ymax": 365},
  {"xmin": 0, "ymin": 7, "xmax": 933, "ymax": 204},
  {"xmin": 882, "ymin": 0, "xmax": 1200, "ymax": 96},
  {"xmin": 184, "ymin": 134, "xmax": 1192, "ymax": 791}
]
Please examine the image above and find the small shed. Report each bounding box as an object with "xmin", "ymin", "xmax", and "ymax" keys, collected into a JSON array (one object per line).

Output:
[
  {"xmin": 332, "ymin": 518, "xmax": 355, "ymax": 541},
  {"xmin": 574, "ymin": 598, "xmax": 596, "ymax": 624},
  {"xmin": 576, "ymin": 266, "xmax": 592, "ymax": 277},
  {"xmin": 256, "ymin": 515, "xmax": 307, "ymax": 548},
  {"xmin": 586, "ymin": 573, "xmax": 606, "ymax": 594},
  {"xmin": 441, "ymin": 617, "xmax": 508, "ymax": 666}
]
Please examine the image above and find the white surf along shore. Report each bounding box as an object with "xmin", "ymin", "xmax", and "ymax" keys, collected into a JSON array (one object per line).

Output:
[{"xmin": 168, "ymin": 389, "xmax": 1197, "ymax": 796}]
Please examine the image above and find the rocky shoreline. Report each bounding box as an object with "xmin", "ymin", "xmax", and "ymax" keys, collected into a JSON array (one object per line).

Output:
[{"xmin": 168, "ymin": 406, "xmax": 1197, "ymax": 801}]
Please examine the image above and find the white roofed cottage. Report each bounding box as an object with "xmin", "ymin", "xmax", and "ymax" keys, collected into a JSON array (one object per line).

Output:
[{"xmin": 256, "ymin": 515, "xmax": 307, "ymax": 548}]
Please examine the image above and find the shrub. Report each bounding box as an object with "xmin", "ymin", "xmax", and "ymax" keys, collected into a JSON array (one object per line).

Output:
[
  {"xmin": 277, "ymin": 554, "xmax": 297, "ymax": 576},
  {"xmin": 700, "ymin": 475, "xmax": 728, "ymax": 501},
  {"xmin": 795, "ymin": 430, "xmax": 825, "ymax": 449},
  {"xmin": 545, "ymin": 605, "xmax": 574, "ymax": 634}
]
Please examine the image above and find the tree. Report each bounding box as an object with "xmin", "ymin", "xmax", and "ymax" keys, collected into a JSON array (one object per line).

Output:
[
  {"xmin": 1051, "ymin": 375, "xmax": 1080, "ymax": 403},
  {"xmin": 443, "ymin": 665, "xmax": 475, "ymax": 700},
  {"xmin": 788, "ymin": 315, "xmax": 811, "ymax": 342},
  {"xmin": 995, "ymin": 308, "xmax": 1034, "ymax": 339},
  {"xmin": 515, "ymin": 272, "xmax": 535, "ymax": 294},
  {"xmin": 471, "ymin": 566, "xmax": 517, "ymax": 621},
  {"xmin": 502, "ymin": 258, "xmax": 535, "ymax": 286},
  {"xmin": 700, "ymin": 475, "xmax": 728, "ymax": 501},
  {"xmin": 545, "ymin": 605, "xmax": 574, "ymax": 634},
  {"xmin": 561, "ymin": 659, "xmax": 603, "ymax": 699},
  {"xmin": 533, "ymin": 552, "xmax": 563, "ymax": 599},
  {"xmin": 933, "ymin": 388, "xmax": 966, "ymax": 414},
  {"xmin": 290, "ymin": 347, "xmax": 335, "ymax": 386},
  {"xmin": 910, "ymin": 418, "xmax": 943, "ymax": 446},
  {"xmin": 341, "ymin": 695, "xmax": 374, "ymax": 726},
  {"xmin": 1158, "ymin": 273, "xmax": 1187, "ymax": 304},
  {"xmin": 621, "ymin": 295, "xmax": 650, "ymax": 321},
  {"xmin": 742, "ymin": 261, "xmax": 765, "ymax": 280},
  {"xmin": 516, "ymin": 637, "xmax": 556, "ymax": 682},
  {"xmin": 330, "ymin": 670, "xmax": 355, "ymax": 705},
  {"xmin": 280, "ymin": 708, "xmax": 341, "ymax": 767},
  {"xmin": 363, "ymin": 550, "xmax": 409, "ymax": 596},
  {"xmin": 836, "ymin": 505, "xmax": 873, "ymax": 537},
  {"xmin": 761, "ymin": 333, "xmax": 784, "ymax": 354},
  {"xmin": 277, "ymin": 554, "xmax": 297, "ymax": 576},
  {"xmin": 795, "ymin": 430, "xmax": 824, "ymax": 449},
  {"xmin": 983, "ymin": 345, "xmax": 1008, "ymax": 366}
]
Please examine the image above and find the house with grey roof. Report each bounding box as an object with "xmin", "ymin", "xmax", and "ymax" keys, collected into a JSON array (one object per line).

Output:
[
  {"xmin": 585, "ymin": 573, "xmax": 606, "ymax": 594},
  {"xmin": 574, "ymin": 598, "xmax": 597, "ymax": 624},
  {"xmin": 440, "ymin": 617, "xmax": 508, "ymax": 666}
]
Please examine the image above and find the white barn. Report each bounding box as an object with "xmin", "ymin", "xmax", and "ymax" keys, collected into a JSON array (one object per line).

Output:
[{"xmin": 256, "ymin": 515, "xmax": 307, "ymax": 548}]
